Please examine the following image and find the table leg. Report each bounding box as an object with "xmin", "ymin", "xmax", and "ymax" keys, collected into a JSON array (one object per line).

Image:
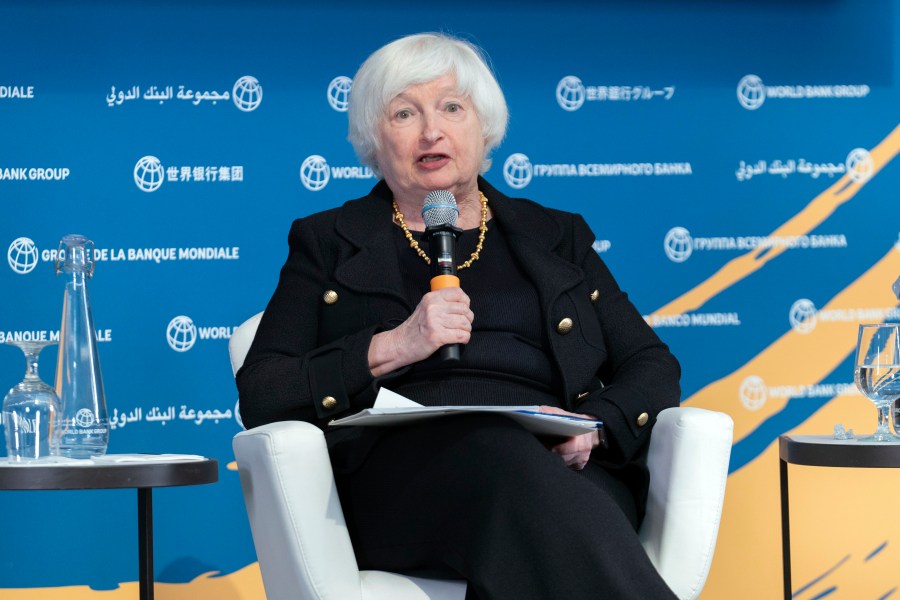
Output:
[
  {"xmin": 138, "ymin": 488, "xmax": 154, "ymax": 600},
  {"xmin": 779, "ymin": 457, "xmax": 791, "ymax": 600}
]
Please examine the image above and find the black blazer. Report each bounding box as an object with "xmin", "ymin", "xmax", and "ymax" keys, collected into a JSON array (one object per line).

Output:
[{"xmin": 238, "ymin": 177, "xmax": 680, "ymax": 494}]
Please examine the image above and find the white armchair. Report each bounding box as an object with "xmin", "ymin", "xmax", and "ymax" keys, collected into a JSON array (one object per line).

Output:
[{"xmin": 230, "ymin": 312, "xmax": 733, "ymax": 600}]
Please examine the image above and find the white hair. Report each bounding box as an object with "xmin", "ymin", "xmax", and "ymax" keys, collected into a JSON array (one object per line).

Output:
[{"xmin": 347, "ymin": 33, "xmax": 509, "ymax": 177}]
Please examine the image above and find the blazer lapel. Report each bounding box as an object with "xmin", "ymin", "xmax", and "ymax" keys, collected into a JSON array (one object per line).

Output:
[
  {"xmin": 480, "ymin": 178, "xmax": 585, "ymax": 307},
  {"xmin": 332, "ymin": 182, "xmax": 411, "ymax": 310}
]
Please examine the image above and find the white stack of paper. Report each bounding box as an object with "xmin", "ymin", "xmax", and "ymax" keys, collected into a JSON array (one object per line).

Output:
[{"xmin": 329, "ymin": 388, "xmax": 605, "ymax": 441}]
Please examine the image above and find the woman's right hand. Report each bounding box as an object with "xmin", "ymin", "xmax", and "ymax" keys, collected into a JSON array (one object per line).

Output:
[{"xmin": 368, "ymin": 287, "xmax": 474, "ymax": 377}]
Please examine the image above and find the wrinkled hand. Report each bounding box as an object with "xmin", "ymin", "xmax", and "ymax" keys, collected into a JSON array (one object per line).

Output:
[
  {"xmin": 369, "ymin": 287, "xmax": 474, "ymax": 376},
  {"xmin": 539, "ymin": 405, "xmax": 602, "ymax": 470}
]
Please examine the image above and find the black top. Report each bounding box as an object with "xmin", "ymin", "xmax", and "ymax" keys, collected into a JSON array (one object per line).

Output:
[{"xmin": 392, "ymin": 220, "xmax": 562, "ymax": 408}]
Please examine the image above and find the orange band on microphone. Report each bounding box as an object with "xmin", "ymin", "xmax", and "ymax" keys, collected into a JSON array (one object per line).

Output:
[{"xmin": 430, "ymin": 274, "xmax": 460, "ymax": 290}]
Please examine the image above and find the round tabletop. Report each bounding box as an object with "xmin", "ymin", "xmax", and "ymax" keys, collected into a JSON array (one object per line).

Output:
[
  {"xmin": 0, "ymin": 457, "xmax": 218, "ymax": 490},
  {"xmin": 779, "ymin": 435, "xmax": 900, "ymax": 468}
]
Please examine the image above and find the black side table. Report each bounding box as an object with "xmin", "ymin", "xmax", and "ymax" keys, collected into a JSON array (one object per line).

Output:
[
  {"xmin": 0, "ymin": 456, "xmax": 218, "ymax": 600},
  {"xmin": 779, "ymin": 435, "xmax": 900, "ymax": 599}
]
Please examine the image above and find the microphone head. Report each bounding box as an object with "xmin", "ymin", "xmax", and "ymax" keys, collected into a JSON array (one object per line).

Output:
[{"xmin": 422, "ymin": 190, "xmax": 459, "ymax": 228}]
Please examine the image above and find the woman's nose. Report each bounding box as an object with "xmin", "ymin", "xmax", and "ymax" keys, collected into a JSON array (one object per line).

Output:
[{"xmin": 420, "ymin": 111, "xmax": 442, "ymax": 143}]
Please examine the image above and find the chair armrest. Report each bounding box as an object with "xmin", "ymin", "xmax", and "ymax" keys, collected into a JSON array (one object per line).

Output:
[
  {"xmin": 640, "ymin": 406, "xmax": 734, "ymax": 600},
  {"xmin": 233, "ymin": 420, "xmax": 363, "ymax": 600},
  {"xmin": 228, "ymin": 311, "xmax": 263, "ymax": 376}
]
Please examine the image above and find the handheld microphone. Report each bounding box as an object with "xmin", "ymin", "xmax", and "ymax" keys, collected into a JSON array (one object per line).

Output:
[{"xmin": 422, "ymin": 190, "xmax": 463, "ymax": 362}]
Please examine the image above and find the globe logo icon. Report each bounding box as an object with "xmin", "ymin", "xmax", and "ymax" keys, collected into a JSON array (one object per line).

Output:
[
  {"xmin": 134, "ymin": 156, "xmax": 164, "ymax": 193},
  {"xmin": 737, "ymin": 75, "xmax": 766, "ymax": 110},
  {"xmin": 8, "ymin": 237, "xmax": 39, "ymax": 274},
  {"xmin": 300, "ymin": 155, "xmax": 330, "ymax": 192},
  {"xmin": 233, "ymin": 75, "xmax": 263, "ymax": 112},
  {"xmin": 503, "ymin": 153, "xmax": 533, "ymax": 189},
  {"xmin": 74, "ymin": 408, "xmax": 95, "ymax": 428},
  {"xmin": 788, "ymin": 298, "xmax": 818, "ymax": 334},
  {"xmin": 166, "ymin": 315, "xmax": 197, "ymax": 352},
  {"xmin": 663, "ymin": 227, "xmax": 693, "ymax": 263},
  {"xmin": 846, "ymin": 148, "xmax": 873, "ymax": 183},
  {"xmin": 327, "ymin": 76, "xmax": 352, "ymax": 112},
  {"xmin": 556, "ymin": 76, "xmax": 585, "ymax": 112},
  {"xmin": 739, "ymin": 376, "xmax": 768, "ymax": 411}
]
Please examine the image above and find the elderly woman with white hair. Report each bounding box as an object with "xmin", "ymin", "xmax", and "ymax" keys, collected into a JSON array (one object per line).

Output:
[{"xmin": 238, "ymin": 32, "xmax": 681, "ymax": 599}]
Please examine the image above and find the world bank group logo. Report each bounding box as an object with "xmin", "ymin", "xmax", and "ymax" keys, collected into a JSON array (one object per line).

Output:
[
  {"xmin": 845, "ymin": 148, "xmax": 874, "ymax": 183},
  {"xmin": 300, "ymin": 155, "xmax": 330, "ymax": 191},
  {"xmin": 166, "ymin": 315, "xmax": 197, "ymax": 352},
  {"xmin": 134, "ymin": 156, "xmax": 164, "ymax": 192},
  {"xmin": 663, "ymin": 227, "xmax": 693, "ymax": 263},
  {"xmin": 789, "ymin": 298, "xmax": 818, "ymax": 334},
  {"xmin": 232, "ymin": 76, "xmax": 263, "ymax": 112},
  {"xmin": 8, "ymin": 237, "xmax": 39, "ymax": 274},
  {"xmin": 556, "ymin": 76, "xmax": 586, "ymax": 112},
  {"xmin": 74, "ymin": 408, "xmax": 95, "ymax": 428},
  {"xmin": 503, "ymin": 153, "xmax": 533, "ymax": 189},
  {"xmin": 739, "ymin": 375, "xmax": 768, "ymax": 411},
  {"xmin": 737, "ymin": 75, "xmax": 766, "ymax": 110},
  {"xmin": 736, "ymin": 76, "xmax": 869, "ymax": 111},
  {"xmin": 327, "ymin": 76, "xmax": 352, "ymax": 112}
]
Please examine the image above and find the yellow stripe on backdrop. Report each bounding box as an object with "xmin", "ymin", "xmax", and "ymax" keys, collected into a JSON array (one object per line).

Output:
[
  {"xmin": 689, "ymin": 246, "xmax": 900, "ymax": 442},
  {"xmin": 703, "ymin": 394, "xmax": 900, "ymax": 599},
  {"xmin": 673, "ymin": 123, "xmax": 900, "ymax": 598},
  {"xmin": 2, "ymin": 563, "xmax": 264, "ymax": 599},
  {"xmin": 651, "ymin": 123, "xmax": 900, "ymax": 320}
]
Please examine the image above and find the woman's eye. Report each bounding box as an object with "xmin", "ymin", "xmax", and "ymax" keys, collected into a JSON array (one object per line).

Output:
[
  {"xmin": 395, "ymin": 109, "xmax": 412, "ymax": 119},
  {"xmin": 445, "ymin": 102, "xmax": 461, "ymax": 113}
]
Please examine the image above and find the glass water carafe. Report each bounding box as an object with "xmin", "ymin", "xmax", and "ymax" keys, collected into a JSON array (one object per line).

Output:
[{"xmin": 54, "ymin": 234, "xmax": 109, "ymax": 458}]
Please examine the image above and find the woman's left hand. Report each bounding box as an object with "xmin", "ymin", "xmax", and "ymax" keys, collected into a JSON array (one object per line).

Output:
[{"xmin": 538, "ymin": 406, "xmax": 602, "ymax": 470}]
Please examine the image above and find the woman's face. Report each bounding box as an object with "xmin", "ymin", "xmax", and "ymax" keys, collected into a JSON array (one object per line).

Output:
[{"xmin": 377, "ymin": 73, "xmax": 485, "ymax": 202}]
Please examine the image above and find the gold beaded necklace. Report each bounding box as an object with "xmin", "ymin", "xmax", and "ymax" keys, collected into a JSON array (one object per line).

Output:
[{"xmin": 392, "ymin": 191, "xmax": 489, "ymax": 270}]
